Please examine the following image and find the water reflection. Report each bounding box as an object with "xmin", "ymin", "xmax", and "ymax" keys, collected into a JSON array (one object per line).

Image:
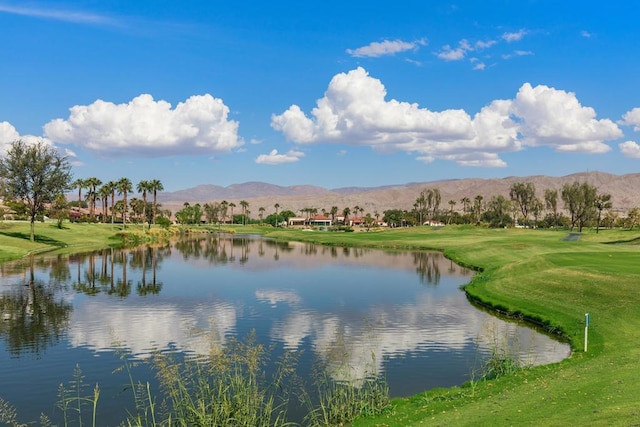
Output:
[
  {"xmin": 0, "ymin": 234, "xmax": 569, "ymax": 396},
  {"xmin": 0, "ymin": 255, "xmax": 72, "ymax": 355}
]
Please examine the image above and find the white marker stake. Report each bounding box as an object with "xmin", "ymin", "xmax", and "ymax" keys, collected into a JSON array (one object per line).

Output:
[{"xmin": 584, "ymin": 313, "xmax": 589, "ymax": 352}]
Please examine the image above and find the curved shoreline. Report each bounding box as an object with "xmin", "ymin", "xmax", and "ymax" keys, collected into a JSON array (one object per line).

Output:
[{"xmin": 2, "ymin": 223, "xmax": 639, "ymax": 425}]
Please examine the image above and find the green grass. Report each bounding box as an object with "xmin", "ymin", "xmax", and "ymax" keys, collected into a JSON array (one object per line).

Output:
[
  {"xmin": 259, "ymin": 226, "xmax": 640, "ymax": 426},
  {"xmin": 2, "ymin": 222, "xmax": 640, "ymax": 425},
  {"xmin": 0, "ymin": 221, "xmax": 127, "ymax": 262}
]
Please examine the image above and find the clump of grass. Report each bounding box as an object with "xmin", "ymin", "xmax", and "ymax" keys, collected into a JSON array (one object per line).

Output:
[
  {"xmin": 1, "ymin": 331, "xmax": 392, "ymax": 426},
  {"xmin": 303, "ymin": 372, "xmax": 391, "ymax": 427},
  {"xmin": 0, "ymin": 397, "xmax": 25, "ymax": 427},
  {"xmin": 301, "ymin": 331, "xmax": 391, "ymax": 427},
  {"xmin": 465, "ymin": 320, "xmax": 526, "ymax": 394},
  {"xmin": 128, "ymin": 331, "xmax": 297, "ymax": 426}
]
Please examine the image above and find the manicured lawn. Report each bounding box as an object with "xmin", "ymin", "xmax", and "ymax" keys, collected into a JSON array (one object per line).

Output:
[
  {"xmin": 1, "ymin": 222, "xmax": 639, "ymax": 426},
  {"xmin": 263, "ymin": 226, "xmax": 640, "ymax": 426},
  {"xmin": 0, "ymin": 221, "xmax": 126, "ymax": 262}
]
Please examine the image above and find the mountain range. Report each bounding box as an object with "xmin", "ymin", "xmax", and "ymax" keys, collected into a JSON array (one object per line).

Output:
[{"xmin": 156, "ymin": 171, "xmax": 638, "ymax": 217}]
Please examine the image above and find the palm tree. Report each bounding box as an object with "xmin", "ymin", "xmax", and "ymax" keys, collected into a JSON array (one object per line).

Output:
[
  {"xmin": 460, "ymin": 197, "xmax": 471, "ymax": 213},
  {"xmin": 239, "ymin": 200, "xmax": 249, "ymax": 225},
  {"xmin": 448, "ymin": 200, "xmax": 457, "ymax": 225},
  {"xmin": 460, "ymin": 197, "xmax": 471, "ymax": 224},
  {"xmin": 105, "ymin": 181, "xmax": 117, "ymax": 224},
  {"xmin": 229, "ymin": 202, "xmax": 236, "ymax": 224},
  {"xmin": 73, "ymin": 178, "xmax": 86, "ymax": 208},
  {"xmin": 330, "ymin": 206, "xmax": 338, "ymax": 223},
  {"xmin": 342, "ymin": 207, "xmax": 351, "ymax": 226},
  {"xmin": 474, "ymin": 195, "xmax": 484, "ymax": 224},
  {"xmin": 98, "ymin": 184, "xmax": 112, "ymax": 222},
  {"xmin": 147, "ymin": 179, "xmax": 164, "ymax": 224},
  {"xmin": 274, "ymin": 203, "xmax": 280, "ymax": 227},
  {"xmin": 137, "ymin": 180, "xmax": 151, "ymax": 228},
  {"xmin": 84, "ymin": 177, "xmax": 102, "ymax": 219},
  {"xmin": 220, "ymin": 200, "xmax": 228, "ymax": 224},
  {"xmin": 258, "ymin": 207, "xmax": 265, "ymax": 224},
  {"xmin": 116, "ymin": 177, "xmax": 133, "ymax": 228}
]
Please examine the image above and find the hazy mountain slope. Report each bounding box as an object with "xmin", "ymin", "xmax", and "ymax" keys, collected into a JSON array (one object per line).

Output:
[{"xmin": 155, "ymin": 172, "xmax": 639, "ymax": 217}]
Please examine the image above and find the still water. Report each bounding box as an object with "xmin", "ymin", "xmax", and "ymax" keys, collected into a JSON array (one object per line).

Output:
[{"xmin": 0, "ymin": 233, "xmax": 570, "ymax": 424}]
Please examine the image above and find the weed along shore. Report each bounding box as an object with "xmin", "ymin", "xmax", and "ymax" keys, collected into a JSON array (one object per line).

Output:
[{"xmin": 1, "ymin": 222, "xmax": 639, "ymax": 425}]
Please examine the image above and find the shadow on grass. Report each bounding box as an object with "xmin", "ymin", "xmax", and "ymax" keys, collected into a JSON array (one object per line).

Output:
[
  {"xmin": 0, "ymin": 230, "xmax": 67, "ymax": 247},
  {"xmin": 602, "ymin": 236, "xmax": 640, "ymax": 245}
]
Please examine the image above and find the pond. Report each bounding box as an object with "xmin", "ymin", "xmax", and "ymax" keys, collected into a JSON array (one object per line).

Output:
[{"xmin": 0, "ymin": 233, "xmax": 570, "ymax": 424}]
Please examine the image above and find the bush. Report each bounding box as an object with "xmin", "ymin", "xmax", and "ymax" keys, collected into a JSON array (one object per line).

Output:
[{"xmin": 155, "ymin": 216, "xmax": 171, "ymax": 229}]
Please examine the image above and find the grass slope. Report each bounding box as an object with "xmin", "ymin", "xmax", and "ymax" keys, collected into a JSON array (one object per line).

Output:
[
  {"xmin": 1, "ymin": 222, "xmax": 639, "ymax": 425},
  {"xmin": 0, "ymin": 221, "xmax": 125, "ymax": 262},
  {"xmin": 263, "ymin": 226, "xmax": 640, "ymax": 426}
]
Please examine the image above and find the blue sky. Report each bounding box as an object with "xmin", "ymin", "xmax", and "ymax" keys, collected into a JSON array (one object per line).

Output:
[{"xmin": 1, "ymin": 1, "xmax": 640, "ymax": 192}]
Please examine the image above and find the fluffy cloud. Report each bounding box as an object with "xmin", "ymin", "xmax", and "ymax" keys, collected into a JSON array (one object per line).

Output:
[
  {"xmin": 44, "ymin": 94, "xmax": 243, "ymax": 157},
  {"xmin": 346, "ymin": 38, "xmax": 426, "ymax": 58},
  {"xmin": 0, "ymin": 121, "xmax": 68, "ymax": 158},
  {"xmin": 255, "ymin": 149, "xmax": 304, "ymax": 165},
  {"xmin": 271, "ymin": 67, "xmax": 622, "ymax": 167},
  {"xmin": 0, "ymin": 121, "xmax": 20, "ymax": 143},
  {"xmin": 621, "ymin": 107, "xmax": 640, "ymax": 131},
  {"xmin": 511, "ymin": 83, "xmax": 621, "ymax": 153},
  {"xmin": 619, "ymin": 141, "xmax": 640, "ymax": 158}
]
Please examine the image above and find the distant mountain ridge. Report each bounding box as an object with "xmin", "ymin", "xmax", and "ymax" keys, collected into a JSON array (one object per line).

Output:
[{"xmin": 156, "ymin": 172, "xmax": 639, "ymax": 215}]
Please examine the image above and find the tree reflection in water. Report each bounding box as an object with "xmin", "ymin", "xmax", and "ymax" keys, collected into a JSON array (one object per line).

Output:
[{"xmin": 0, "ymin": 255, "xmax": 72, "ymax": 355}]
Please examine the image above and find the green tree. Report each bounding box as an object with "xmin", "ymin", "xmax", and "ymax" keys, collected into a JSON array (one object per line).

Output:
[
  {"xmin": 274, "ymin": 203, "xmax": 280, "ymax": 227},
  {"xmin": 509, "ymin": 182, "xmax": 536, "ymax": 226},
  {"xmin": 0, "ymin": 140, "xmax": 73, "ymax": 241},
  {"xmin": 116, "ymin": 177, "xmax": 133, "ymax": 228},
  {"xmin": 84, "ymin": 177, "xmax": 102, "ymax": 219},
  {"xmin": 49, "ymin": 194, "xmax": 70, "ymax": 229},
  {"xmin": 448, "ymin": 200, "xmax": 457, "ymax": 225},
  {"xmin": 342, "ymin": 206, "xmax": 351, "ymax": 226},
  {"xmin": 147, "ymin": 179, "xmax": 164, "ymax": 224},
  {"xmin": 473, "ymin": 195, "xmax": 484, "ymax": 224},
  {"xmin": 483, "ymin": 195, "xmax": 511, "ymax": 228},
  {"xmin": 544, "ymin": 188, "xmax": 559, "ymax": 228},
  {"xmin": 104, "ymin": 180, "xmax": 117, "ymax": 224},
  {"xmin": 98, "ymin": 184, "xmax": 112, "ymax": 222},
  {"xmin": 240, "ymin": 200, "xmax": 249, "ymax": 225},
  {"xmin": 137, "ymin": 180, "xmax": 151, "ymax": 229},
  {"xmin": 594, "ymin": 193, "xmax": 612, "ymax": 233},
  {"xmin": 229, "ymin": 202, "xmax": 236, "ymax": 224},
  {"xmin": 626, "ymin": 208, "xmax": 640, "ymax": 230},
  {"xmin": 561, "ymin": 181, "xmax": 598, "ymax": 232},
  {"xmin": 73, "ymin": 178, "xmax": 86, "ymax": 209}
]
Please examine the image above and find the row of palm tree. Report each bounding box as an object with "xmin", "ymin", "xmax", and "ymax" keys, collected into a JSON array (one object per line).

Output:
[{"xmin": 72, "ymin": 177, "xmax": 164, "ymax": 227}]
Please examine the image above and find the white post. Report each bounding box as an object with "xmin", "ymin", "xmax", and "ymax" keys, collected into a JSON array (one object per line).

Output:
[{"xmin": 584, "ymin": 313, "xmax": 589, "ymax": 352}]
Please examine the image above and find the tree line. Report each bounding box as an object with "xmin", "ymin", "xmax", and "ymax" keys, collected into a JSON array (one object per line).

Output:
[
  {"xmin": 399, "ymin": 180, "xmax": 615, "ymax": 232},
  {"xmin": 0, "ymin": 140, "xmax": 632, "ymax": 239}
]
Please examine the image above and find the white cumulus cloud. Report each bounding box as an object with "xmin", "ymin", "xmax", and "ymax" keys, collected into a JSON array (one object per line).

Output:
[
  {"xmin": 0, "ymin": 121, "xmax": 20, "ymax": 143},
  {"xmin": 44, "ymin": 94, "xmax": 243, "ymax": 157},
  {"xmin": 619, "ymin": 141, "xmax": 640, "ymax": 158},
  {"xmin": 621, "ymin": 107, "xmax": 640, "ymax": 131},
  {"xmin": 255, "ymin": 149, "xmax": 304, "ymax": 165},
  {"xmin": 0, "ymin": 121, "xmax": 64, "ymax": 157},
  {"xmin": 271, "ymin": 67, "xmax": 623, "ymax": 167},
  {"xmin": 511, "ymin": 83, "xmax": 622, "ymax": 153},
  {"xmin": 346, "ymin": 38, "xmax": 426, "ymax": 58}
]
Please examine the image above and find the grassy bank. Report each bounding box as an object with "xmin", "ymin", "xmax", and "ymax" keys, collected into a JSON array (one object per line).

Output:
[
  {"xmin": 1, "ymin": 222, "xmax": 639, "ymax": 425},
  {"xmin": 0, "ymin": 221, "xmax": 128, "ymax": 262},
  {"xmin": 262, "ymin": 226, "xmax": 640, "ymax": 426}
]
